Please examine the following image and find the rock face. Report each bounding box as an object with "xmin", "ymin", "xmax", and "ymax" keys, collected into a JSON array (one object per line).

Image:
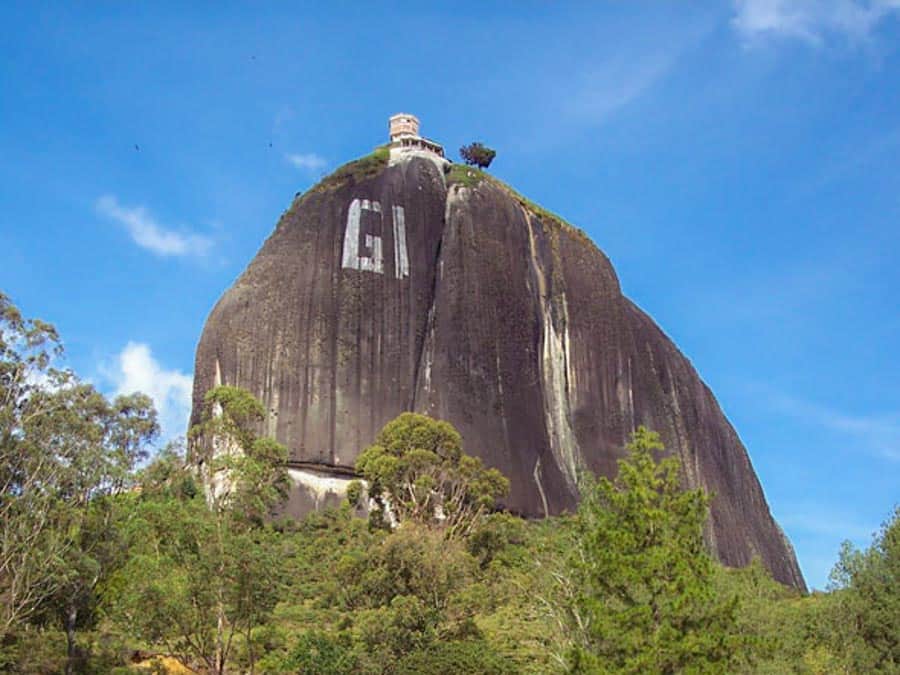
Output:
[{"xmin": 192, "ymin": 152, "xmax": 805, "ymax": 589}]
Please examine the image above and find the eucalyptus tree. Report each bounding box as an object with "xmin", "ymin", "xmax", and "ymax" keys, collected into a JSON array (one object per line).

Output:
[
  {"xmin": 0, "ymin": 291, "xmax": 158, "ymax": 671},
  {"xmin": 107, "ymin": 385, "xmax": 289, "ymax": 675}
]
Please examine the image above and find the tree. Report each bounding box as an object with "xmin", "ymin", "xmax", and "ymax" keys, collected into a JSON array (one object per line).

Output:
[
  {"xmin": 710, "ymin": 558, "xmax": 828, "ymax": 672},
  {"xmin": 0, "ymin": 291, "xmax": 158, "ymax": 672},
  {"xmin": 828, "ymin": 506, "xmax": 900, "ymax": 671},
  {"xmin": 334, "ymin": 522, "xmax": 484, "ymax": 669},
  {"xmin": 459, "ymin": 142, "xmax": 496, "ymax": 169},
  {"xmin": 353, "ymin": 413, "xmax": 509, "ymax": 538},
  {"xmin": 189, "ymin": 385, "xmax": 290, "ymax": 525},
  {"xmin": 394, "ymin": 640, "xmax": 512, "ymax": 675},
  {"xmin": 558, "ymin": 426, "xmax": 738, "ymax": 674},
  {"xmin": 1, "ymin": 291, "xmax": 74, "ymax": 638},
  {"xmin": 47, "ymin": 392, "xmax": 158, "ymax": 674},
  {"xmin": 106, "ymin": 386, "xmax": 290, "ymax": 675},
  {"xmin": 272, "ymin": 631, "xmax": 358, "ymax": 674}
]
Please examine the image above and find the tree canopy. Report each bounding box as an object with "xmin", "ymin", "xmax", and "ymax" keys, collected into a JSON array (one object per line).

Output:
[
  {"xmin": 828, "ymin": 506, "xmax": 900, "ymax": 671},
  {"xmin": 459, "ymin": 142, "xmax": 497, "ymax": 169},
  {"xmin": 558, "ymin": 426, "xmax": 739, "ymax": 673},
  {"xmin": 107, "ymin": 385, "xmax": 290, "ymax": 675},
  {"xmin": 0, "ymin": 292, "xmax": 158, "ymax": 672},
  {"xmin": 353, "ymin": 412, "xmax": 509, "ymax": 538},
  {"xmin": 3, "ymin": 290, "xmax": 899, "ymax": 674}
]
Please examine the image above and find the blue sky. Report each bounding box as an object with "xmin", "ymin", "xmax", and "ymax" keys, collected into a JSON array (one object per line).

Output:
[{"xmin": 1, "ymin": 1, "xmax": 898, "ymax": 589}]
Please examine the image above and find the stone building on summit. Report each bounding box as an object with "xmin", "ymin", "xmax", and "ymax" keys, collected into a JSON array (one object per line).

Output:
[{"xmin": 388, "ymin": 112, "xmax": 444, "ymax": 159}]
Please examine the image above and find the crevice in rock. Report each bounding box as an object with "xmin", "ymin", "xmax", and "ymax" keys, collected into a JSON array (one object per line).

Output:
[{"xmin": 408, "ymin": 184, "xmax": 452, "ymax": 411}]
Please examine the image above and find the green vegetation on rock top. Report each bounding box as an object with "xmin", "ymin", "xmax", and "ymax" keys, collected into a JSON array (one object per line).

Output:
[
  {"xmin": 446, "ymin": 162, "xmax": 487, "ymax": 188},
  {"xmin": 446, "ymin": 162, "xmax": 590, "ymax": 244},
  {"xmin": 488, "ymin": 177, "xmax": 592, "ymax": 244},
  {"xmin": 312, "ymin": 145, "xmax": 390, "ymax": 194}
]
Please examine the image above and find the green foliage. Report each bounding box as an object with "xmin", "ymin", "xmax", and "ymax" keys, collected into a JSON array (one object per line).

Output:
[
  {"xmin": 260, "ymin": 511, "xmax": 517, "ymax": 673},
  {"xmin": 313, "ymin": 145, "xmax": 390, "ymax": 192},
  {"xmin": 345, "ymin": 478, "xmax": 363, "ymax": 507},
  {"xmin": 333, "ymin": 524, "xmax": 479, "ymax": 669},
  {"xmin": 272, "ymin": 630, "xmax": 358, "ymax": 673},
  {"xmin": 356, "ymin": 412, "xmax": 509, "ymax": 538},
  {"xmin": 338, "ymin": 523, "xmax": 474, "ymax": 612},
  {"xmin": 561, "ymin": 426, "xmax": 740, "ymax": 673},
  {"xmin": 395, "ymin": 640, "xmax": 513, "ymax": 674},
  {"xmin": 137, "ymin": 439, "xmax": 198, "ymax": 500},
  {"xmin": 104, "ymin": 463, "xmax": 287, "ymax": 674},
  {"xmin": 104, "ymin": 387, "xmax": 290, "ymax": 675},
  {"xmin": 711, "ymin": 559, "xmax": 832, "ymax": 673},
  {"xmin": 828, "ymin": 506, "xmax": 900, "ymax": 672},
  {"xmin": 354, "ymin": 594, "xmax": 439, "ymax": 666},
  {"xmin": 190, "ymin": 384, "xmax": 265, "ymax": 452},
  {"xmin": 6, "ymin": 291, "xmax": 900, "ymax": 674},
  {"xmin": 190, "ymin": 384, "xmax": 290, "ymax": 524},
  {"xmin": 467, "ymin": 511, "xmax": 528, "ymax": 569},
  {"xmin": 0, "ymin": 291, "xmax": 158, "ymax": 671},
  {"xmin": 459, "ymin": 142, "xmax": 497, "ymax": 169},
  {"xmin": 447, "ymin": 162, "xmax": 487, "ymax": 188}
]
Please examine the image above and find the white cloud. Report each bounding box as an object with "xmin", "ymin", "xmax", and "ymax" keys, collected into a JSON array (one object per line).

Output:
[
  {"xmin": 566, "ymin": 55, "xmax": 674, "ymax": 124},
  {"xmin": 559, "ymin": 15, "xmax": 716, "ymax": 130},
  {"xmin": 732, "ymin": 0, "xmax": 900, "ymax": 44},
  {"xmin": 96, "ymin": 195, "xmax": 213, "ymax": 258},
  {"xmin": 767, "ymin": 391, "xmax": 900, "ymax": 461},
  {"xmin": 285, "ymin": 152, "xmax": 327, "ymax": 172},
  {"xmin": 105, "ymin": 342, "xmax": 193, "ymax": 441},
  {"xmin": 779, "ymin": 505, "xmax": 878, "ymax": 539}
]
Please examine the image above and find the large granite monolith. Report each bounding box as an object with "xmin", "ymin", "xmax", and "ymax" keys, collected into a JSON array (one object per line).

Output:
[{"xmin": 192, "ymin": 150, "xmax": 805, "ymax": 589}]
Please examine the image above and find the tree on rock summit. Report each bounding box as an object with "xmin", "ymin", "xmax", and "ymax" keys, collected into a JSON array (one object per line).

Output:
[{"xmin": 459, "ymin": 142, "xmax": 496, "ymax": 169}]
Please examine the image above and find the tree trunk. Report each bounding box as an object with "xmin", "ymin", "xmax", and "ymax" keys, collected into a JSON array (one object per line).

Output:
[
  {"xmin": 215, "ymin": 607, "xmax": 225, "ymax": 675},
  {"xmin": 214, "ymin": 515, "xmax": 227, "ymax": 675},
  {"xmin": 247, "ymin": 625, "xmax": 255, "ymax": 675},
  {"xmin": 64, "ymin": 603, "xmax": 78, "ymax": 675}
]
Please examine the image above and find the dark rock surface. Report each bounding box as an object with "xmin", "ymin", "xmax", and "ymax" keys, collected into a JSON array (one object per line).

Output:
[{"xmin": 192, "ymin": 153, "xmax": 805, "ymax": 589}]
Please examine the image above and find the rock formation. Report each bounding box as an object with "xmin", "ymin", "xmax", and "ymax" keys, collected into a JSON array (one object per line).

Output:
[{"xmin": 191, "ymin": 139, "xmax": 805, "ymax": 589}]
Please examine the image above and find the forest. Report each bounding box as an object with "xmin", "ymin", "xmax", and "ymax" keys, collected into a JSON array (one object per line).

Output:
[{"xmin": 2, "ymin": 291, "xmax": 898, "ymax": 674}]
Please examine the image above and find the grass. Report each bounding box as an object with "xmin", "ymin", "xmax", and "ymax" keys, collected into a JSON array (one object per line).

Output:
[
  {"xmin": 447, "ymin": 163, "xmax": 591, "ymax": 244},
  {"xmin": 489, "ymin": 179, "xmax": 589, "ymax": 241},
  {"xmin": 311, "ymin": 145, "xmax": 390, "ymax": 193},
  {"xmin": 446, "ymin": 163, "xmax": 488, "ymax": 188}
]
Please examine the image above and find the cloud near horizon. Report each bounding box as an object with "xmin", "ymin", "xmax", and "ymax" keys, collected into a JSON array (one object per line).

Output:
[
  {"xmin": 96, "ymin": 195, "xmax": 213, "ymax": 258},
  {"xmin": 732, "ymin": 0, "xmax": 900, "ymax": 45},
  {"xmin": 779, "ymin": 504, "xmax": 879, "ymax": 540},
  {"xmin": 104, "ymin": 341, "xmax": 193, "ymax": 442},
  {"xmin": 285, "ymin": 152, "xmax": 327, "ymax": 172},
  {"xmin": 768, "ymin": 390, "xmax": 900, "ymax": 461}
]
